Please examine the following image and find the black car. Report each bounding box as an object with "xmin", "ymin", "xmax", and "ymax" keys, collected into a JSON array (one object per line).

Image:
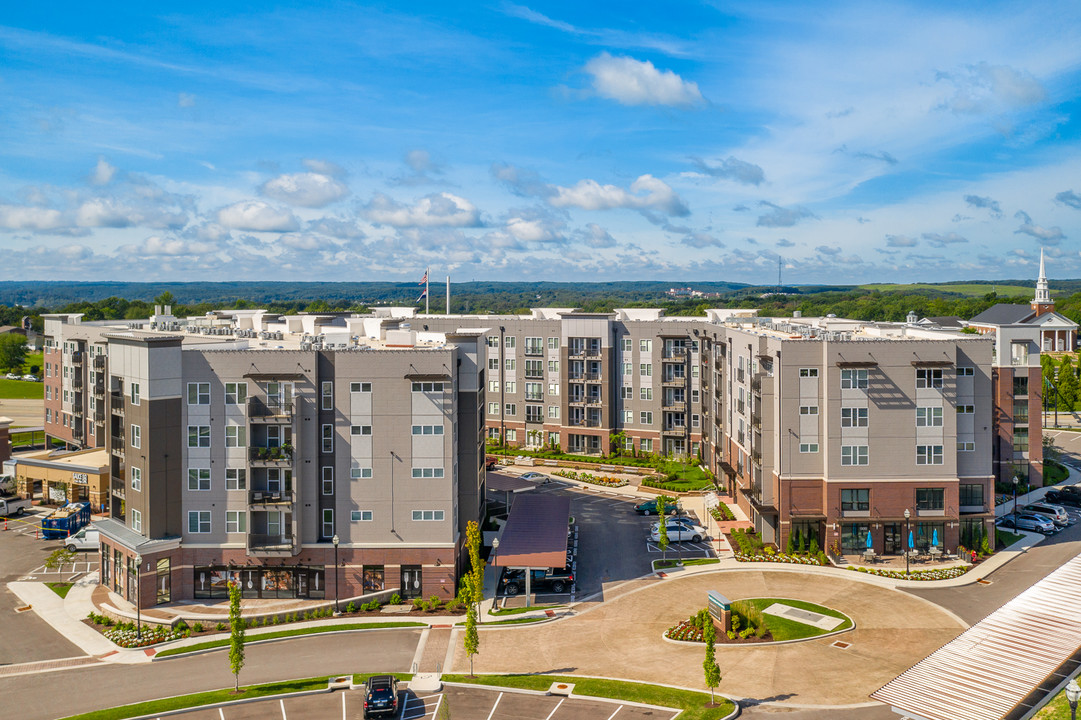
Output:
[
  {"xmin": 364, "ymin": 675, "xmax": 399, "ymax": 718},
  {"xmin": 1045, "ymin": 490, "xmax": 1081, "ymax": 508},
  {"xmin": 500, "ymin": 567, "xmax": 574, "ymax": 596}
]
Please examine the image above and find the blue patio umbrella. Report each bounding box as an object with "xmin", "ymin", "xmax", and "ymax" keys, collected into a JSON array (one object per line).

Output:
[
  {"xmin": 908, "ymin": 530, "xmax": 914, "ymax": 549},
  {"xmin": 932, "ymin": 528, "xmax": 939, "ymax": 548},
  {"xmin": 866, "ymin": 530, "xmax": 873, "ymax": 549}
]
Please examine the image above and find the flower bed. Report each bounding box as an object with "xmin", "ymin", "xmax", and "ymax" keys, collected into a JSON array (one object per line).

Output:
[
  {"xmin": 847, "ymin": 565, "xmax": 971, "ymax": 581},
  {"xmin": 552, "ymin": 469, "xmax": 628, "ymax": 487},
  {"xmin": 664, "ymin": 618, "xmax": 705, "ymax": 642},
  {"xmin": 729, "ymin": 528, "xmax": 828, "ymax": 565},
  {"xmin": 734, "ymin": 552, "xmax": 828, "ymax": 566},
  {"xmin": 104, "ymin": 624, "xmax": 185, "ymax": 648},
  {"xmin": 710, "ymin": 503, "xmax": 735, "ymax": 522}
]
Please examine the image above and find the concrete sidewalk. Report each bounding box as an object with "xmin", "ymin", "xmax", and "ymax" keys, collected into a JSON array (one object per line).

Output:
[
  {"xmin": 995, "ymin": 463, "xmax": 1081, "ymax": 516},
  {"xmin": 7, "ymin": 573, "xmax": 128, "ymax": 660}
]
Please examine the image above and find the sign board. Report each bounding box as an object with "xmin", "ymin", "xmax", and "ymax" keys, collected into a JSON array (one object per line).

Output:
[
  {"xmin": 707, "ymin": 590, "xmax": 730, "ymax": 620},
  {"xmin": 71, "ymin": 472, "xmax": 89, "ymax": 484}
]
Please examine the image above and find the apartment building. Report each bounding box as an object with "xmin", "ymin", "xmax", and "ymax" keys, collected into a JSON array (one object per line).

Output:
[{"xmin": 43, "ymin": 309, "xmax": 485, "ymax": 609}]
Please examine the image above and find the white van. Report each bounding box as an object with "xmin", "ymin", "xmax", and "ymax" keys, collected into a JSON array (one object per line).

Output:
[{"xmin": 65, "ymin": 525, "xmax": 100, "ymax": 552}]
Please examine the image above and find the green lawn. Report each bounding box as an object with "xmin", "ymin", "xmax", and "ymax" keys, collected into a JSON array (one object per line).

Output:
[
  {"xmin": 681, "ymin": 558, "xmax": 721, "ymax": 566},
  {"xmin": 1033, "ymin": 685, "xmax": 1078, "ymax": 719},
  {"xmin": 47, "ymin": 582, "xmax": 73, "ymax": 599},
  {"xmin": 641, "ymin": 462, "xmax": 714, "ymax": 492},
  {"xmin": 443, "ymin": 674, "xmax": 733, "ymax": 719},
  {"xmin": 997, "ymin": 529, "xmax": 1025, "ymax": 548},
  {"xmin": 459, "ymin": 616, "xmax": 548, "ymax": 626},
  {"xmin": 154, "ymin": 622, "xmax": 425, "ymax": 657},
  {"xmin": 1045, "ymin": 460, "xmax": 1069, "ymax": 484},
  {"xmin": 0, "ymin": 378, "xmax": 43, "ymax": 399},
  {"xmin": 56, "ymin": 677, "xmax": 333, "ymax": 720},
  {"xmin": 489, "ymin": 603, "xmax": 560, "ymax": 616},
  {"xmin": 23, "ymin": 351, "xmax": 43, "ymax": 374},
  {"xmin": 739, "ymin": 598, "xmax": 853, "ymax": 641}
]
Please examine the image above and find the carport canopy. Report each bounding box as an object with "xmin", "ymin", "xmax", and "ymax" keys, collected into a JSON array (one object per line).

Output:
[
  {"xmin": 486, "ymin": 474, "xmax": 537, "ymax": 494},
  {"xmin": 872, "ymin": 551, "xmax": 1081, "ymax": 720},
  {"xmin": 491, "ymin": 493, "xmax": 570, "ymax": 570}
]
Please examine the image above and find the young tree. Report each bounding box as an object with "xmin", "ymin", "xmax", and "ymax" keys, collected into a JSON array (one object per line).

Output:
[
  {"xmin": 463, "ymin": 520, "xmax": 484, "ymax": 676},
  {"xmin": 656, "ymin": 496, "xmax": 669, "ymax": 562},
  {"xmin": 703, "ymin": 617, "xmax": 722, "ymax": 705},
  {"xmin": 44, "ymin": 547, "xmax": 76, "ymax": 570},
  {"xmin": 0, "ymin": 334, "xmax": 27, "ymax": 372},
  {"xmin": 228, "ymin": 580, "xmax": 245, "ymax": 692}
]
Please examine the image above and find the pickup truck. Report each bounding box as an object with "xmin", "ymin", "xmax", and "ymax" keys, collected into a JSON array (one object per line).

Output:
[
  {"xmin": 0, "ymin": 495, "xmax": 31, "ymax": 517},
  {"xmin": 499, "ymin": 567, "xmax": 574, "ymax": 596}
]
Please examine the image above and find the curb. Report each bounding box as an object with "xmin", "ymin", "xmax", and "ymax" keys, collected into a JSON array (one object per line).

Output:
[
  {"xmin": 90, "ymin": 686, "xmax": 334, "ymax": 720},
  {"xmin": 152, "ymin": 624, "xmax": 427, "ymax": 660}
]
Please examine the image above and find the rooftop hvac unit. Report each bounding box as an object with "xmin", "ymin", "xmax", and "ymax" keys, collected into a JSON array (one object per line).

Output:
[{"xmin": 300, "ymin": 342, "xmax": 311, "ymax": 350}]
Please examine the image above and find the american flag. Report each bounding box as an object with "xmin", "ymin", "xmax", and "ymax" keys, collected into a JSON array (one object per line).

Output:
[{"xmin": 419, "ymin": 268, "xmax": 428, "ymax": 285}]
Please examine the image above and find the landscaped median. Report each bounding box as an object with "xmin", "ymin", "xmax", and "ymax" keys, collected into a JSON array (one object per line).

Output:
[
  {"xmin": 154, "ymin": 622, "xmax": 426, "ymax": 658},
  {"xmin": 442, "ymin": 674, "xmax": 736, "ymax": 719},
  {"xmin": 55, "ymin": 674, "xmax": 413, "ymax": 720}
]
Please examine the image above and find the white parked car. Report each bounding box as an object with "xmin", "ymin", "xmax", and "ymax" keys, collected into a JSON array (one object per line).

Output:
[
  {"xmin": 519, "ymin": 472, "xmax": 551, "ymax": 483},
  {"xmin": 65, "ymin": 525, "xmax": 100, "ymax": 551},
  {"xmin": 649, "ymin": 522, "xmax": 708, "ymax": 543},
  {"xmin": 5, "ymin": 373, "xmax": 19, "ymax": 380},
  {"xmin": 22, "ymin": 374, "xmax": 39, "ymax": 382}
]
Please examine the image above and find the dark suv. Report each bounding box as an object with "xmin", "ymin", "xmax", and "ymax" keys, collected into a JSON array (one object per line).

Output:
[
  {"xmin": 364, "ymin": 675, "xmax": 399, "ymax": 718},
  {"xmin": 1045, "ymin": 490, "xmax": 1081, "ymax": 508},
  {"xmin": 500, "ymin": 567, "xmax": 574, "ymax": 596}
]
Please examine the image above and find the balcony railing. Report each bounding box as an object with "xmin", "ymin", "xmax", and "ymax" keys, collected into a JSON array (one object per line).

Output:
[
  {"xmin": 110, "ymin": 436, "xmax": 125, "ymax": 457},
  {"xmin": 662, "ymin": 375, "xmax": 686, "ymax": 386},
  {"xmin": 248, "ymin": 398, "xmax": 294, "ymax": 418},
  {"xmin": 94, "ymin": 355, "xmax": 106, "ymax": 369},
  {"xmin": 73, "ymin": 375, "xmax": 84, "ymax": 390},
  {"xmin": 249, "ymin": 490, "xmax": 295, "ymax": 506},
  {"xmin": 663, "ymin": 347, "xmax": 688, "ymax": 359},
  {"xmin": 751, "ymin": 376, "xmax": 761, "ymax": 392},
  {"xmin": 248, "ymin": 533, "xmax": 295, "ymax": 555},
  {"xmin": 662, "ymin": 426, "xmax": 686, "ymax": 436},
  {"xmin": 737, "ymin": 369, "xmax": 746, "ymax": 383},
  {"xmin": 249, "ymin": 446, "xmax": 294, "ymax": 463},
  {"xmin": 662, "ymin": 401, "xmax": 686, "ymax": 411},
  {"xmin": 71, "ymin": 351, "xmax": 84, "ymax": 365}
]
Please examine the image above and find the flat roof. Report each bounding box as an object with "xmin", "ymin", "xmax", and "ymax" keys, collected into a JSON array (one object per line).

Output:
[
  {"xmin": 492, "ymin": 494, "xmax": 571, "ymax": 569},
  {"xmin": 872, "ymin": 551, "xmax": 1081, "ymax": 720},
  {"xmin": 17, "ymin": 448, "xmax": 110, "ymax": 471},
  {"xmin": 486, "ymin": 474, "xmax": 537, "ymax": 493}
]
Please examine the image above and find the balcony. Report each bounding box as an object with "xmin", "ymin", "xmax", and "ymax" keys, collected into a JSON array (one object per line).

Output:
[
  {"xmin": 751, "ymin": 412, "xmax": 762, "ymax": 429},
  {"xmin": 93, "ymin": 355, "xmax": 106, "ymax": 369},
  {"xmin": 73, "ymin": 375, "xmax": 84, "ymax": 390},
  {"xmin": 93, "ymin": 380, "xmax": 105, "ymax": 398},
  {"xmin": 71, "ymin": 351, "xmax": 84, "ymax": 365},
  {"xmin": 662, "ymin": 375, "xmax": 686, "ymax": 387},
  {"xmin": 249, "ymin": 446, "xmax": 294, "ymax": 464},
  {"xmin": 249, "ymin": 489, "xmax": 295, "ymax": 507},
  {"xmin": 248, "ymin": 398, "xmax": 294, "ymax": 420},
  {"xmin": 248, "ymin": 533, "xmax": 295, "ymax": 557},
  {"xmin": 751, "ymin": 450, "xmax": 762, "ymax": 467},
  {"xmin": 662, "ymin": 426, "xmax": 686, "ymax": 437},
  {"xmin": 751, "ymin": 376, "xmax": 761, "ymax": 392},
  {"xmin": 663, "ymin": 347, "xmax": 688, "ymax": 359},
  {"xmin": 662, "ymin": 401, "xmax": 686, "ymax": 412},
  {"xmin": 110, "ymin": 436, "xmax": 125, "ymax": 457},
  {"xmin": 737, "ymin": 401, "xmax": 745, "ymax": 415},
  {"xmin": 94, "ymin": 406, "xmax": 105, "ymax": 423}
]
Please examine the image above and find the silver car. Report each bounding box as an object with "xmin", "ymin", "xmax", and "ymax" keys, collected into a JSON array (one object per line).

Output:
[
  {"xmin": 1023, "ymin": 502, "xmax": 1070, "ymax": 528},
  {"xmin": 999, "ymin": 513, "xmax": 1055, "ymax": 534}
]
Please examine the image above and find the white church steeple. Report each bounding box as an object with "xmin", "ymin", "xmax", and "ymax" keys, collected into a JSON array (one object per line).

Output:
[{"xmin": 1034, "ymin": 247, "xmax": 1051, "ymax": 304}]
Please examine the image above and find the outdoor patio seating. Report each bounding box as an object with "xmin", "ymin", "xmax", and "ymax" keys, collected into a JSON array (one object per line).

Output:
[{"xmin": 862, "ymin": 549, "xmax": 877, "ymax": 564}]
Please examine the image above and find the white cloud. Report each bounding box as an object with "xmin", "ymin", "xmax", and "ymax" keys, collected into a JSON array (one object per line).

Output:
[
  {"xmin": 89, "ymin": 157, "xmax": 117, "ymax": 186},
  {"xmin": 582, "ymin": 53, "xmax": 703, "ymax": 107},
  {"xmin": 1055, "ymin": 190, "xmax": 1081, "ymax": 210},
  {"xmin": 0, "ymin": 204, "xmax": 65, "ymax": 231},
  {"xmin": 689, "ymin": 156, "xmax": 765, "ymax": 186},
  {"xmin": 362, "ymin": 192, "xmax": 481, "ymax": 228},
  {"xmin": 886, "ymin": 234, "xmax": 918, "ymax": 247},
  {"xmin": 217, "ymin": 200, "xmax": 300, "ymax": 232},
  {"xmin": 74, "ymin": 198, "xmax": 187, "ymax": 229},
  {"xmin": 937, "ymin": 62, "xmax": 1047, "ymax": 115},
  {"xmin": 1014, "ymin": 210, "xmax": 1065, "ymax": 245},
  {"xmin": 260, "ymin": 172, "xmax": 350, "ymax": 208},
  {"xmin": 124, "ymin": 235, "xmax": 217, "ymax": 256},
  {"xmin": 549, "ymin": 175, "xmax": 689, "ymax": 216},
  {"xmin": 756, "ymin": 202, "xmax": 815, "ymax": 228},
  {"xmin": 302, "ymin": 158, "xmax": 347, "ymax": 178},
  {"xmin": 922, "ymin": 232, "xmax": 968, "ymax": 247}
]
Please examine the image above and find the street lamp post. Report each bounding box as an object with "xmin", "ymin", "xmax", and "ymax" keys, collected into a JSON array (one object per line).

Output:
[
  {"xmin": 903, "ymin": 509, "xmax": 911, "ymax": 577},
  {"xmin": 1067, "ymin": 678, "xmax": 1080, "ymax": 720},
  {"xmin": 1013, "ymin": 475, "xmax": 1020, "ymax": 526},
  {"xmin": 134, "ymin": 553, "xmax": 142, "ymax": 640},
  {"xmin": 331, "ymin": 534, "xmax": 340, "ymax": 615}
]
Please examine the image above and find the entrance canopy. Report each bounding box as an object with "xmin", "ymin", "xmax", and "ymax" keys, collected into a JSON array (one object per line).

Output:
[
  {"xmin": 492, "ymin": 494, "xmax": 570, "ymax": 569},
  {"xmin": 872, "ymin": 551, "xmax": 1081, "ymax": 720}
]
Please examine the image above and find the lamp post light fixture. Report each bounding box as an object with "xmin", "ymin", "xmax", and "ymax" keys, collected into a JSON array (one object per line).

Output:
[
  {"xmin": 331, "ymin": 534, "xmax": 340, "ymax": 615},
  {"xmin": 134, "ymin": 554, "xmax": 142, "ymax": 640},
  {"xmin": 1013, "ymin": 474, "xmax": 1020, "ymax": 526},
  {"xmin": 903, "ymin": 509, "xmax": 911, "ymax": 577},
  {"xmin": 1066, "ymin": 678, "xmax": 1080, "ymax": 720}
]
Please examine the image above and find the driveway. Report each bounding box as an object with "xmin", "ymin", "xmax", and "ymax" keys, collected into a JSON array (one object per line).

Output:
[{"xmin": 450, "ymin": 568, "xmax": 964, "ymax": 708}]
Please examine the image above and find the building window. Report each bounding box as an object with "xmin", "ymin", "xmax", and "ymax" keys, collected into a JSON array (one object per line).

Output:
[
  {"xmin": 525, "ymin": 382, "xmax": 543, "ymax": 400},
  {"xmin": 411, "ymin": 510, "xmax": 446, "ymax": 521},
  {"xmin": 130, "ymin": 467, "xmax": 142, "ymax": 491},
  {"xmin": 350, "ymin": 424, "xmax": 373, "ymax": 436},
  {"xmin": 640, "ymin": 411, "xmax": 653, "ymax": 425},
  {"xmin": 226, "ymin": 511, "xmax": 247, "ymax": 533},
  {"xmin": 841, "ymin": 445, "xmax": 868, "ymax": 466},
  {"xmin": 640, "ymin": 363, "xmax": 652, "ymax": 376},
  {"xmin": 187, "ymin": 425, "xmax": 210, "ymax": 448},
  {"xmin": 916, "ymin": 445, "xmax": 944, "ymax": 465},
  {"xmin": 840, "ymin": 407, "xmax": 867, "ymax": 427},
  {"xmin": 319, "ymin": 466, "xmax": 333, "ymax": 495},
  {"xmin": 526, "ymin": 405, "xmax": 543, "ymax": 423},
  {"xmin": 641, "ymin": 438, "xmax": 653, "ymax": 452},
  {"xmin": 957, "ymin": 441, "xmax": 975, "ymax": 452},
  {"xmin": 799, "ymin": 368, "xmax": 819, "ymax": 378},
  {"xmin": 504, "ymin": 336, "xmax": 515, "ymax": 348},
  {"xmin": 410, "ymin": 425, "xmax": 444, "ymax": 435},
  {"xmin": 799, "ymin": 443, "xmax": 819, "ymax": 453},
  {"xmin": 548, "ymin": 431, "xmax": 560, "ymax": 447},
  {"xmin": 623, "ymin": 410, "xmax": 633, "ymax": 423},
  {"xmin": 411, "ymin": 467, "xmax": 445, "ymax": 478},
  {"xmin": 130, "ymin": 383, "xmax": 140, "ymax": 405},
  {"xmin": 548, "ymin": 360, "xmax": 559, "ymax": 373},
  {"xmin": 187, "ymin": 468, "xmax": 211, "ymax": 491},
  {"xmin": 799, "ymin": 405, "xmax": 818, "ymax": 416},
  {"xmin": 506, "ymin": 429, "xmax": 517, "ymax": 442},
  {"xmin": 349, "ymin": 382, "xmax": 372, "ymax": 393},
  {"xmin": 841, "ymin": 488, "xmax": 869, "ymax": 512},
  {"xmin": 1013, "ymin": 428, "xmax": 1029, "ymax": 453},
  {"xmin": 620, "ymin": 387, "xmax": 633, "ymax": 400},
  {"xmin": 623, "ymin": 363, "xmax": 632, "ymax": 376},
  {"xmin": 351, "ymin": 510, "xmax": 373, "ymax": 522},
  {"xmin": 225, "ymin": 425, "xmax": 247, "ymax": 447},
  {"xmin": 226, "ymin": 468, "xmax": 247, "ymax": 490},
  {"xmin": 504, "ymin": 381, "xmax": 516, "ymax": 394},
  {"xmin": 957, "ymin": 367, "xmax": 974, "ymax": 376},
  {"xmin": 488, "ymin": 380, "xmax": 499, "ymax": 393},
  {"xmin": 916, "ymin": 368, "xmax": 943, "ymax": 389},
  {"xmin": 916, "ymin": 488, "xmax": 944, "ymax": 510},
  {"xmin": 1012, "ymin": 400, "xmax": 1028, "ymax": 424},
  {"xmin": 505, "ymin": 403, "xmax": 516, "ymax": 416},
  {"xmin": 640, "ymin": 339, "xmax": 652, "ymax": 352},
  {"xmin": 960, "ymin": 484, "xmax": 984, "ymax": 507},
  {"xmin": 411, "ymin": 381, "xmax": 445, "ymax": 392},
  {"xmin": 322, "ymin": 424, "xmax": 334, "ymax": 452},
  {"xmin": 957, "ymin": 405, "xmax": 975, "ymax": 415},
  {"xmin": 548, "ymin": 405, "xmax": 560, "ymax": 419},
  {"xmin": 488, "ymin": 402, "xmax": 499, "ymax": 415},
  {"xmin": 130, "ymin": 424, "xmax": 142, "ymax": 449},
  {"xmin": 1013, "ymin": 376, "xmax": 1029, "ymax": 397},
  {"xmin": 350, "ymin": 467, "xmax": 373, "ymax": 479},
  {"xmin": 504, "ymin": 358, "xmax": 516, "ymax": 372},
  {"xmin": 188, "ymin": 511, "xmax": 211, "ymax": 534},
  {"xmin": 187, "ymin": 382, "xmax": 210, "ymax": 405},
  {"xmin": 916, "ymin": 407, "xmax": 943, "ymax": 427},
  {"xmin": 692, "ymin": 414, "xmax": 700, "ymax": 427},
  {"xmin": 641, "ymin": 387, "xmax": 653, "ymax": 400},
  {"xmin": 321, "ymin": 381, "xmax": 333, "ymax": 410},
  {"xmin": 840, "ymin": 369, "xmax": 868, "ymax": 389},
  {"xmin": 524, "ymin": 360, "xmax": 542, "ymax": 377},
  {"xmin": 225, "ymin": 382, "xmax": 247, "ymax": 404},
  {"xmin": 486, "ymin": 336, "xmax": 499, "ymax": 347},
  {"xmin": 525, "ymin": 337, "xmax": 543, "ymax": 354},
  {"xmin": 322, "ymin": 509, "xmax": 334, "ymax": 538},
  {"xmin": 622, "ymin": 338, "xmax": 632, "ymax": 352},
  {"xmin": 548, "ymin": 337, "xmax": 559, "ymax": 349},
  {"xmin": 131, "ymin": 509, "xmax": 142, "ymax": 532},
  {"xmin": 548, "ymin": 383, "xmax": 559, "ymax": 396},
  {"xmin": 1010, "ymin": 342, "xmax": 1029, "ymax": 366}
]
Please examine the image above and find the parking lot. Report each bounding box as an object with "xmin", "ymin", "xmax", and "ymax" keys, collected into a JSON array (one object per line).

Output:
[
  {"xmin": 165, "ymin": 683, "xmax": 677, "ymax": 720},
  {"xmin": 488, "ymin": 471, "xmax": 714, "ymax": 603}
]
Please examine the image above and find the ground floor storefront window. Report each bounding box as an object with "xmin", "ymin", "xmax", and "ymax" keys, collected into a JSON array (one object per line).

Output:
[
  {"xmin": 193, "ymin": 566, "xmax": 326, "ymax": 600},
  {"xmin": 914, "ymin": 522, "xmax": 945, "ymax": 551},
  {"xmin": 840, "ymin": 523, "xmax": 870, "ymax": 554}
]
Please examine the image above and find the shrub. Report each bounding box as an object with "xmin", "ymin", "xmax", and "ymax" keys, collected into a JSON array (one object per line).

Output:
[
  {"xmin": 809, "ymin": 538, "xmax": 820, "ymax": 555},
  {"xmin": 270, "ymin": 615, "xmax": 280, "ymax": 625},
  {"xmin": 287, "ymin": 613, "xmax": 297, "ymax": 623},
  {"xmin": 390, "ymin": 593, "xmax": 402, "ymax": 605},
  {"xmin": 175, "ymin": 620, "xmax": 189, "ymax": 632},
  {"xmin": 412, "ymin": 598, "xmax": 425, "ymax": 610},
  {"xmin": 727, "ymin": 630, "xmax": 736, "ymax": 640},
  {"xmin": 739, "ymin": 627, "xmax": 754, "ymax": 639},
  {"xmin": 192, "ymin": 623, "xmax": 204, "ymax": 633},
  {"xmin": 346, "ymin": 602, "xmax": 357, "ymax": 614},
  {"xmin": 216, "ymin": 622, "xmax": 226, "ymax": 632}
]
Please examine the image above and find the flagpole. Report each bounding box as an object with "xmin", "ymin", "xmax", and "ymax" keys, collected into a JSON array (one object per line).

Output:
[
  {"xmin": 446, "ymin": 275, "xmax": 450, "ymax": 315},
  {"xmin": 425, "ymin": 266, "xmax": 430, "ymax": 314}
]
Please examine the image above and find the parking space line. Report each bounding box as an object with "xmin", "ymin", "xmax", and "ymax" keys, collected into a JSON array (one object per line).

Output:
[
  {"xmin": 430, "ymin": 694, "xmax": 444, "ymax": 719},
  {"xmin": 341, "ymin": 691, "xmax": 346, "ymax": 720},
  {"xmin": 219, "ymin": 708, "xmax": 226, "ymax": 720},
  {"xmin": 544, "ymin": 697, "xmax": 564, "ymax": 720},
  {"xmin": 279, "ymin": 698, "xmax": 287, "ymax": 719},
  {"xmin": 606, "ymin": 705, "xmax": 624, "ymax": 720},
  {"xmin": 484, "ymin": 691, "xmax": 503, "ymax": 720}
]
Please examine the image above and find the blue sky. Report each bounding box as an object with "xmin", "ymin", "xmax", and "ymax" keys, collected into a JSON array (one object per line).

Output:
[{"xmin": 2, "ymin": 1, "xmax": 1081, "ymax": 285}]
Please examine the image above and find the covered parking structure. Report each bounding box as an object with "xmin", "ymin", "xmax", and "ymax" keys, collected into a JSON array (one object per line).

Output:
[
  {"xmin": 872, "ymin": 551, "xmax": 1081, "ymax": 720},
  {"xmin": 485, "ymin": 472, "xmax": 537, "ymax": 513},
  {"xmin": 490, "ymin": 493, "xmax": 572, "ymax": 606}
]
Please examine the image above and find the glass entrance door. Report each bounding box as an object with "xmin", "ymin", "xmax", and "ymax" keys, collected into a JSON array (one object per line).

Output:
[
  {"xmin": 400, "ymin": 566, "xmax": 422, "ymax": 599},
  {"xmin": 884, "ymin": 523, "xmax": 902, "ymax": 555}
]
